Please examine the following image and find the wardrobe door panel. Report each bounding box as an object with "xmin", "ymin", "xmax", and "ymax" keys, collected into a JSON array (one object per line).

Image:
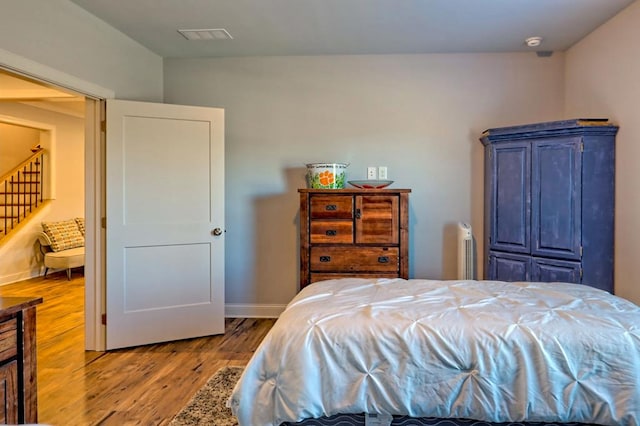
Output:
[
  {"xmin": 490, "ymin": 142, "xmax": 530, "ymax": 254},
  {"xmin": 531, "ymin": 138, "xmax": 582, "ymax": 260}
]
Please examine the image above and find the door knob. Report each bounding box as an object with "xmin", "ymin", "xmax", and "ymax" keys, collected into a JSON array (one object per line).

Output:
[{"xmin": 212, "ymin": 228, "xmax": 223, "ymax": 236}]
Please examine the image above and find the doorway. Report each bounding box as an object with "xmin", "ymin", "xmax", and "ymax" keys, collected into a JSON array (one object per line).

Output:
[{"xmin": 0, "ymin": 64, "xmax": 104, "ymax": 350}]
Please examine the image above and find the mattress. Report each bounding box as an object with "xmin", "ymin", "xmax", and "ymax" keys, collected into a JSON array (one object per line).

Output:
[{"xmin": 229, "ymin": 278, "xmax": 640, "ymax": 426}]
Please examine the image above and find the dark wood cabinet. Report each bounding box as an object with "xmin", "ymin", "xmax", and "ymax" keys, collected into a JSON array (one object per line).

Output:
[
  {"xmin": 299, "ymin": 188, "xmax": 410, "ymax": 290},
  {"xmin": 0, "ymin": 297, "xmax": 42, "ymax": 424},
  {"xmin": 480, "ymin": 119, "xmax": 617, "ymax": 292},
  {"xmin": 0, "ymin": 360, "xmax": 18, "ymax": 424}
]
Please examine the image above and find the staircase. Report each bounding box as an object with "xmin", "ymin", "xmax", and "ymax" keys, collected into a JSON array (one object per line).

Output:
[{"xmin": 0, "ymin": 148, "xmax": 45, "ymax": 242}]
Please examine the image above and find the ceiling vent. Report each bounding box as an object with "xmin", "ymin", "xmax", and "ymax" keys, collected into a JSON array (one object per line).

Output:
[{"xmin": 178, "ymin": 28, "xmax": 233, "ymax": 41}]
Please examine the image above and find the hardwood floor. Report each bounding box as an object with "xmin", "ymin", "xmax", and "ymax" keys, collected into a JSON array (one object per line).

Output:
[{"xmin": 0, "ymin": 271, "xmax": 276, "ymax": 425}]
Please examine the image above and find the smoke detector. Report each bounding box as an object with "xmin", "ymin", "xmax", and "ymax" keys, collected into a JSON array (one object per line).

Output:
[
  {"xmin": 178, "ymin": 29, "xmax": 233, "ymax": 41},
  {"xmin": 525, "ymin": 36, "xmax": 543, "ymax": 48}
]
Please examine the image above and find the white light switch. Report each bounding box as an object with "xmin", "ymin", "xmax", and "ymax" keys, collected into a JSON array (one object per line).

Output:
[{"xmin": 378, "ymin": 166, "xmax": 387, "ymax": 180}]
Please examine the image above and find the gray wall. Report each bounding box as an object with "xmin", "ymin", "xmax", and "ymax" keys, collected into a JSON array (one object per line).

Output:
[
  {"xmin": 565, "ymin": 0, "xmax": 640, "ymax": 304},
  {"xmin": 164, "ymin": 53, "xmax": 565, "ymax": 307},
  {"xmin": 0, "ymin": 1, "xmax": 164, "ymax": 284},
  {"xmin": 0, "ymin": 0, "xmax": 163, "ymax": 101},
  {"xmin": 5, "ymin": 0, "xmax": 636, "ymax": 309}
]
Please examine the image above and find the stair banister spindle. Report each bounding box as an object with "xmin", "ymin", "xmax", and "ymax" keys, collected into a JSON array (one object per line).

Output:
[
  {"xmin": 28, "ymin": 163, "xmax": 33, "ymax": 215},
  {"xmin": 11, "ymin": 176, "xmax": 15, "ymax": 230},
  {"xmin": 26, "ymin": 166, "xmax": 30, "ymax": 215},
  {"xmin": 17, "ymin": 171, "xmax": 21, "ymax": 225},
  {"xmin": 36, "ymin": 153, "xmax": 41, "ymax": 206},
  {"xmin": 3, "ymin": 180, "xmax": 6, "ymax": 236}
]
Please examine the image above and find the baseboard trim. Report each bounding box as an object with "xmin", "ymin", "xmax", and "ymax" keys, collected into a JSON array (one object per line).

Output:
[
  {"xmin": 0, "ymin": 274, "xmax": 287, "ymax": 319},
  {"xmin": 0, "ymin": 269, "xmax": 42, "ymax": 287},
  {"xmin": 225, "ymin": 303, "xmax": 286, "ymax": 318}
]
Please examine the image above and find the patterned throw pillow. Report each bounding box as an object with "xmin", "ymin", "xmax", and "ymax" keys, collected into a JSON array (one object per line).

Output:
[
  {"xmin": 41, "ymin": 219, "xmax": 84, "ymax": 252},
  {"xmin": 75, "ymin": 217, "xmax": 85, "ymax": 236}
]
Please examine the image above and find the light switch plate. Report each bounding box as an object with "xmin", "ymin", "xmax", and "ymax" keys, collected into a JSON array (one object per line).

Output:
[{"xmin": 378, "ymin": 166, "xmax": 388, "ymax": 180}]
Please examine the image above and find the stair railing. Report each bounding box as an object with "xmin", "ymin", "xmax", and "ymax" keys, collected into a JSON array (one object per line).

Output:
[{"xmin": 0, "ymin": 147, "xmax": 45, "ymax": 240}]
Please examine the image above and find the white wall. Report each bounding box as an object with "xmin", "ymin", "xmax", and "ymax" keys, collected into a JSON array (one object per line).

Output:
[
  {"xmin": 0, "ymin": 0, "xmax": 163, "ymax": 101},
  {"xmin": 0, "ymin": 103, "xmax": 84, "ymax": 284},
  {"xmin": 165, "ymin": 53, "xmax": 565, "ymax": 306},
  {"xmin": 565, "ymin": 0, "xmax": 640, "ymax": 304},
  {"xmin": 0, "ymin": 122, "xmax": 40, "ymax": 175}
]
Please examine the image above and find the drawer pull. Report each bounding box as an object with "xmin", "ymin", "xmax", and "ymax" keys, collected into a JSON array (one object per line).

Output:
[
  {"xmin": 355, "ymin": 208, "xmax": 361, "ymax": 219},
  {"xmin": 325, "ymin": 230, "xmax": 337, "ymax": 236},
  {"xmin": 325, "ymin": 204, "xmax": 337, "ymax": 211},
  {"xmin": 378, "ymin": 256, "xmax": 390, "ymax": 263},
  {"xmin": 319, "ymin": 256, "xmax": 331, "ymax": 262}
]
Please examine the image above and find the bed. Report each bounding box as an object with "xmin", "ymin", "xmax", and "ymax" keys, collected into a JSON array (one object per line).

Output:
[{"xmin": 229, "ymin": 278, "xmax": 640, "ymax": 425}]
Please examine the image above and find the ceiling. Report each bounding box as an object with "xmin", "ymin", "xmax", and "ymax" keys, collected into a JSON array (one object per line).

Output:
[
  {"xmin": 0, "ymin": 69, "xmax": 85, "ymax": 118},
  {"xmin": 1, "ymin": 0, "xmax": 635, "ymax": 114},
  {"xmin": 68, "ymin": 0, "xmax": 635, "ymax": 58}
]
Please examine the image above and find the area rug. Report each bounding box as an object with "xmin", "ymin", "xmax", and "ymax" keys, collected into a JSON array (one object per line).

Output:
[{"xmin": 169, "ymin": 365, "xmax": 243, "ymax": 426}]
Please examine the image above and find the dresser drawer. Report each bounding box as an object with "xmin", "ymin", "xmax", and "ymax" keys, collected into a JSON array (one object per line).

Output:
[
  {"xmin": 310, "ymin": 247, "xmax": 399, "ymax": 272},
  {"xmin": 310, "ymin": 220, "xmax": 353, "ymax": 243},
  {"xmin": 0, "ymin": 318, "xmax": 17, "ymax": 362},
  {"xmin": 310, "ymin": 272, "xmax": 400, "ymax": 283},
  {"xmin": 310, "ymin": 195, "xmax": 353, "ymax": 219}
]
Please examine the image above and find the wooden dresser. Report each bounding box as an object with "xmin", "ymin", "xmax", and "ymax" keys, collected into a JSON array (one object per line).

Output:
[
  {"xmin": 0, "ymin": 296, "xmax": 42, "ymax": 425},
  {"xmin": 299, "ymin": 188, "xmax": 410, "ymax": 290}
]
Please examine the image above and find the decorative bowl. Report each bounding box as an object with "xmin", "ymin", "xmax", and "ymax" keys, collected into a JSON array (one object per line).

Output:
[{"xmin": 348, "ymin": 180, "xmax": 394, "ymax": 189}]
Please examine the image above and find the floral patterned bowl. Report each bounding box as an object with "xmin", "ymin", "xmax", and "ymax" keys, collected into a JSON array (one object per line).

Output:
[{"xmin": 306, "ymin": 163, "xmax": 348, "ymax": 189}]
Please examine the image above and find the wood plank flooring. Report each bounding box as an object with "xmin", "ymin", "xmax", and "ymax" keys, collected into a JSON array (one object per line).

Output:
[{"xmin": 0, "ymin": 271, "xmax": 276, "ymax": 426}]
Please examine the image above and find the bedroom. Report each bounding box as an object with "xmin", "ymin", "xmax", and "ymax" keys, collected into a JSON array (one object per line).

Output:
[{"xmin": 1, "ymin": 0, "xmax": 640, "ymax": 424}]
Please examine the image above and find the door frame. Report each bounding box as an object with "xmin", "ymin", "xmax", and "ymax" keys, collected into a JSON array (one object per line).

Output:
[
  {"xmin": 85, "ymin": 99, "xmax": 107, "ymax": 351},
  {"xmin": 1, "ymin": 48, "xmax": 114, "ymax": 351}
]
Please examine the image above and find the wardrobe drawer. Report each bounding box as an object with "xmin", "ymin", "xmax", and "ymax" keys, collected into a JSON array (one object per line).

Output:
[
  {"xmin": 310, "ymin": 196, "xmax": 353, "ymax": 219},
  {"xmin": 310, "ymin": 220, "xmax": 353, "ymax": 243},
  {"xmin": 310, "ymin": 247, "xmax": 399, "ymax": 272}
]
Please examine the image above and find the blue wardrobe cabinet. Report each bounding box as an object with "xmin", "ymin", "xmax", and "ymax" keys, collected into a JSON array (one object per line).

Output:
[{"xmin": 480, "ymin": 119, "xmax": 618, "ymax": 293}]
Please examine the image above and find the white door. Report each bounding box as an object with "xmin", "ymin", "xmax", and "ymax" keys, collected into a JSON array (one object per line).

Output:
[{"xmin": 105, "ymin": 99, "xmax": 225, "ymax": 349}]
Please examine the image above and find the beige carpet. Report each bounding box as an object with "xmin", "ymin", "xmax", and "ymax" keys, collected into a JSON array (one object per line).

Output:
[{"xmin": 169, "ymin": 366, "xmax": 243, "ymax": 426}]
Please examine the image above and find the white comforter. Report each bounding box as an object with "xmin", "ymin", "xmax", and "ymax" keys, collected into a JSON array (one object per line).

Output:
[{"xmin": 229, "ymin": 279, "xmax": 640, "ymax": 425}]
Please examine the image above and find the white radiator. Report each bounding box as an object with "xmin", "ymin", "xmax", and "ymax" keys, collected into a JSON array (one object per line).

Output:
[{"xmin": 457, "ymin": 222, "xmax": 476, "ymax": 280}]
